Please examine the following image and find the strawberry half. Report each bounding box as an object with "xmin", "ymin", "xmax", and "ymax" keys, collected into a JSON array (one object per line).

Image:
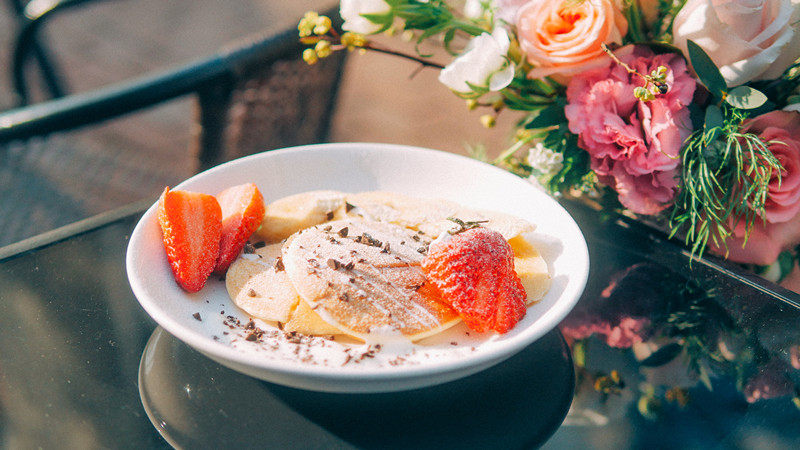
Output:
[
  {"xmin": 421, "ymin": 227, "xmax": 527, "ymax": 333},
  {"xmin": 158, "ymin": 187, "xmax": 222, "ymax": 292},
  {"xmin": 213, "ymin": 183, "xmax": 266, "ymax": 274}
]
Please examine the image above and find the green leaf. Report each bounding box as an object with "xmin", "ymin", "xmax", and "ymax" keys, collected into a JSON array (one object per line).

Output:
[
  {"xmin": 725, "ymin": 86, "xmax": 768, "ymax": 109},
  {"xmin": 704, "ymin": 104, "xmax": 723, "ymax": 131},
  {"xmin": 687, "ymin": 40, "xmax": 727, "ymax": 99},
  {"xmin": 778, "ymin": 250, "xmax": 795, "ymax": 282},
  {"xmin": 524, "ymin": 102, "xmax": 567, "ymax": 129},
  {"xmin": 639, "ymin": 342, "xmax": 683, "ymax": 367}
]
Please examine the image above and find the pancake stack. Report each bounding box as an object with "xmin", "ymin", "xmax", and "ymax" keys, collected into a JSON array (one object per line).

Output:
[{"xmin": 226, "ymin": 191, "xmax": 551, "ymax": 342}]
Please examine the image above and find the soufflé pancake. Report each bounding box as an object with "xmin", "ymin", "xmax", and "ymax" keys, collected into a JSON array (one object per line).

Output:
[{"xmin": 226, "ymin": 190, "xmax": 552, "ymax": 342}]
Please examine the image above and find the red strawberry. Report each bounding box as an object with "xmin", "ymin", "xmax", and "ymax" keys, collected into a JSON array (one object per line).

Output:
[
  {"xmin": 421, "ymin": 227, "xmax": 527, "ymax": 333},
  {"xmin": 213, "ymin": 183, "xmax": 266, "ymax": 274},
  {"xmin": 158, "ymin": 187, "xmax": 222, "ymax": 292}
]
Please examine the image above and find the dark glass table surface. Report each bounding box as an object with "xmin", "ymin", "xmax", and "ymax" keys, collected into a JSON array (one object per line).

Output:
[{"xmin": 1, "ymin": 198, "xmax": 799, "ymax": 449}]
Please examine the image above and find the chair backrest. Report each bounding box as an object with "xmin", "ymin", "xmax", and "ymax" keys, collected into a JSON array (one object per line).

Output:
[{"xmin": 0, "ymin": 17, "xmax": 346, "ymax": 247}]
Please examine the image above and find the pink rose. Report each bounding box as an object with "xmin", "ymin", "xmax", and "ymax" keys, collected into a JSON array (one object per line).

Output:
[
  {"xmin": 672, "ymin": 0, "xmax": 800, "ymax": 86},
  {"xmin": 565, "ymin": 45, "xmax": 696, "ymax": 215},
  {"xmin": 711, "ymin": 213, "xmax": 800, "ymax": 264},
  {"xmin": 516, "ymin": 0, "xmax": 628, "ymax": 80},
  {"xmin": 742, "ymin": 111, "xmax": 800, "ymax": 223}
]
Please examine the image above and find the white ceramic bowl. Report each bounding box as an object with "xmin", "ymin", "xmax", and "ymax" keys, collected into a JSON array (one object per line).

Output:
[{"xmin": 126, "ymin": 143, "xmax": 589, "ymax": 392}]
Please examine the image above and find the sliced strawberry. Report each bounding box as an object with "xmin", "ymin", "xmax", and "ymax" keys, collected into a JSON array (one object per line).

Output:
[
  {"xmin": 158, "ymin": 187, "xmax": 222, "ymax": 292},
  {"xmin": 421, "ymin": 227, "xmax": 527, "ymax": 333},
  {"xmin": 213, "ymin": 183, "xmax": 266, "ymax": 274}
]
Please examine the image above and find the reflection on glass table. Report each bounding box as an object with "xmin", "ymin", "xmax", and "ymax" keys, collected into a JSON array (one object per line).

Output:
[{"xmin": 0, "ymin": 198, "xmax": 799, "ymax": 448}]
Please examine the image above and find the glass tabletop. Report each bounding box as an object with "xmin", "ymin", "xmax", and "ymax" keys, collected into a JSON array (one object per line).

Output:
[{"xmin": 0, "ymin": 198, "xmax": 798, "ymax": 448}]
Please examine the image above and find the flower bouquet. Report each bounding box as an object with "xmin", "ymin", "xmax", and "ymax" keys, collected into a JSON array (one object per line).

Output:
[{"xmin": 298, "ymin": 0, "xmax": 800, "ymax": 283}]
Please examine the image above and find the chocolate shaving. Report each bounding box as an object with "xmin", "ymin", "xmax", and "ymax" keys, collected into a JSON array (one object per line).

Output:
[
  {"xmin": 343, "ymin": 261, "xmax": 355, "ymax": 271},
  {"xmin": 327, "ymin": 258, "xmax": 341, "ymax": 270},
  {"xmin": 274, "ymin": 257, "xmax": 285, "ymax": 271},
  {"xmin": 323, "ymin": 225, "xmax": 333, "ymax": 232},
  {"xmin": 192, "ymin": 312, "xmax": 202, "ymax": 321},
  {"xmin": 325, "ymin": 211, "xmax": 334, "ymax": 220},
  {"xmin": 245, "ymin": 332, "xmax": 259, "ymax": 342},
  {"xmin": 338, "ymin": 226, "xmax": 349, "ymax": 237},
  {"xmin": 411, "ymin": 234, "xmax": 420, "ymax": 242},
  {"xmin": 345, "ymin": 202, "xmax": 355, "ymax": 212},
  {"xmin": 245, "ymin": 320, "xmax": 256, "ymax": 329},
  {"xmin": 253, "ymin": 241, "xmax": 266, "ymax": 249},
  {"xmin": 243, "ymin": 242, "xmax": 256, "ymax": 254},
  {"xmin": 381, "ymin": 242, "xmax": 391, "ymax": 253},
  {"xmin": 248, "ymin": 288, "xmax": 258, "ymax": 297}
]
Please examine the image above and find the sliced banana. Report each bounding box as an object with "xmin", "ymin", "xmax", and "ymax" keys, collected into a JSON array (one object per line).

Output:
[
  {"xmin": 255, "ymin": 190, "xmax": 347, "ymax": 243},
  {"xmin": 508, "ymin": 235, "xmax": 551, "ymax": 305},
  {"xmin": 225, "ymin": 243, "xmax": 299, "ymax": 323}
]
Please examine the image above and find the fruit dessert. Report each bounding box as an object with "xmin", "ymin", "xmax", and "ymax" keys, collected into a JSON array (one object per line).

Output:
[{"xmin": 157, "ymin": 187, "xmax": 552, "ymax": 343}]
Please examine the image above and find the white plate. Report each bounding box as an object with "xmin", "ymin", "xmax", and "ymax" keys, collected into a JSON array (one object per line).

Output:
[{"xmin": 126, "ymin": 143, "xmax": 589, "ymax": 392}]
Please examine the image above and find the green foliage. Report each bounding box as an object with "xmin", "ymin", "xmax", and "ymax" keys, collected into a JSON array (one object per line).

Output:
[
  {"xmin": 541, "ymin": 124, "xmax": 592, "ymax": 193},
  {"xmin": 687, "ymin": 40, "xmax": 727, "ymax": 99},
  {"xmin": 669, "ymin": 106, "xmax": 782, "ymax": 257},
  {"xmin": 725, "ymin": 86, "xmax": 768, "ymax": 110}
]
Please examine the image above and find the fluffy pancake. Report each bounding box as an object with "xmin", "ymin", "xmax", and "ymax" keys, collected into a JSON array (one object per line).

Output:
[
  {"xmin": 345, "ymin": 191, "xmax": 535, "ymax": 240},
  {"xmin": 281, "ymin": 219, "xmax": 460, "ymax": 341},
  {"xmin": 255, "ymin": 190, "xmax": 347, "ymax": 243}
]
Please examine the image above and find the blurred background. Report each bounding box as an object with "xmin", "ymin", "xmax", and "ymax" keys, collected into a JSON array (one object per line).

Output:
[{"xmin": 0, "ymin": 0, "xmax": 521, "ymax": 246}]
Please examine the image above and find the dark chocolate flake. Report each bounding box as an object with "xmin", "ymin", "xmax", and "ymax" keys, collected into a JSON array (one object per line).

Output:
[
  {"xmin": 338, "ymin": 226, "xmax": 349, "ymax": 237},
  {"xmin": 327, "ymin": 258, "xmax": 341, "ymax": 270},
  {"xmin": 323, "ymin": 225, "xmax": 333, "ymax": 232},
  {"xmin": 248, "ymin": 288, "xmax": 257, "ymax": 297},
  {"xmin": 274, "ymin": 257, "xmax": 285, "ymax": 271},
  {"xmin": 192, "ymin": 312, "xmax": 202, "ymax": 321},
  {"xmin": 345, "ymin": 202, "xmax": 355, "ymax": 212},
  {"xmin": 253, "ymin": 241, "xmax": 266, "ymax": 249},
  {"xmin": 243, "ymin": 242, "xmax": 256, "ymax": 254},
  {"xmin": 343, "ymin": 261, "xmax": 355, "ymax": 271},
  {"xmin": 245, "ymin": 332, "xmax": 259, "ymax": 342},
  {"xmin": 326, "ymin": 211, "xmax": 334, "ymax": 220}
]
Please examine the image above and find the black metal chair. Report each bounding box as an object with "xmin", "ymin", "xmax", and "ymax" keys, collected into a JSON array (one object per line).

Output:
[{"xmin": 0, "ymin": 10, "xmax": 346, "ymax": 247}]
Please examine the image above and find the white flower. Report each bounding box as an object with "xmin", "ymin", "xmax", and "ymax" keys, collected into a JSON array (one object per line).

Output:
[
  {"xmin": 464, "ymin": 0, "xmax": 492, "ymax": 19},
  {"xmin": 340, "ymin": 0, "xmax": 391, "ymax": 35},
  {"xmin": 527, "ymin": 143, "xmax": 564, "ymax": 176},
  {"xmin": 438, "ymin": 28, "xmax": 515, "ymax": 93}
]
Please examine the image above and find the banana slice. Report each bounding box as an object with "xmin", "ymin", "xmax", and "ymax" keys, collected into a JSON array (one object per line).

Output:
[
  {"xmin": 226, "ymin": 242, "xmax": 345, "ymax": 334},
  {"xmin": 255, "ymin": 190, "xmax": 347, "ymax": 243},
  {"xmin": 282, "ymin": 219, "xmax": 460, "ymax": 342},
  {"xmin": 283, "ymin": 299, "xmax": 344, "ymax": 336},
  {"xmin": 508, "ymin": 236, "xmax": 551, "ymax": 305},
  {"xmin": 226, "ymin": 243, "xmax": 297, "ymax": 322}
]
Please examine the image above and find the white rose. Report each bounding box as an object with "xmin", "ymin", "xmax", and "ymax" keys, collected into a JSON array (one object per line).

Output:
[
  {"xmin": 438, "ymin": 28, "xmax": 515, "ymax": 93},
  {"xmin": 340, "ymin": 0, "xmax": 392, "ymax": 35},
  {"xmin": 672, "ymin": 0, "xmax": 800, "ymax": 86}
]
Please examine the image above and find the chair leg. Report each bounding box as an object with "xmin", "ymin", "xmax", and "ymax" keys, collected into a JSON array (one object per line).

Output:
[
  {"xmin": 8, "ymin": 0, "xmax": 69, "ymax": 105},
  {"xmin": 193, "ymin": 81, "xmax": 234, "ymax": 172}
]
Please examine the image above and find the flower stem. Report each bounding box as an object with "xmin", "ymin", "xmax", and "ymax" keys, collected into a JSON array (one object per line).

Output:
[
  {"xmin": 362, "ymin": 43, "xmax": 446, "ymax": 69},
  {"xmin": 493, "ymin": 135, "xmax": 533, "ymax": 165}
]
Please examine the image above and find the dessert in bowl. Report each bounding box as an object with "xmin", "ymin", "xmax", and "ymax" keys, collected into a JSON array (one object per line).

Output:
[{"xmin": 126, "ymin": 143, "xmax": 589, "ymax": 392}]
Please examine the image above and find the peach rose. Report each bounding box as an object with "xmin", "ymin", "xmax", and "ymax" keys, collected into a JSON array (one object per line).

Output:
[
  {"xmin": 516, "ymin": 0, "xmax": 628, "ymax": 80},
  {"xmin": 672, "ymin": 0, "xmax": 800, "ymax": 86}
]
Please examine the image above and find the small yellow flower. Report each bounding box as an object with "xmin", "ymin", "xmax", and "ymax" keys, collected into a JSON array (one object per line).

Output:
[
  {"xmin": 303, "ymin": 48, "xmax": 319, "ymax": 65},
  {"xmin": 341, "ymin": 32, "xmax": 367, "ymax": 50},
  {"xmin": 651, "ymin": 65, "xmax": 668, "ymax": 82},
  {"xmin": 515, "ymin": 128, "xmax": 532, "ymax": 141},
  {"xmin": 313, "ymin": 15, "xmax": 332, "ymax": 35},
  {"xmin": 315, "ymin": 40, "xmax": 333, "ymax": 58},
  {"xmin": 480, "ymin": 114, "xmax": 496, "ymax": 128},
  {"xmin": 466, "ymin": 99, "xmax": 478, "ymax": 111},
  {"xmin": 633, "ymin": 86, "xmax": 655, "ymax": 102},
  {"xmin": 298, "ymin": 12, "xmax": 318, "ymax": 37}
]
